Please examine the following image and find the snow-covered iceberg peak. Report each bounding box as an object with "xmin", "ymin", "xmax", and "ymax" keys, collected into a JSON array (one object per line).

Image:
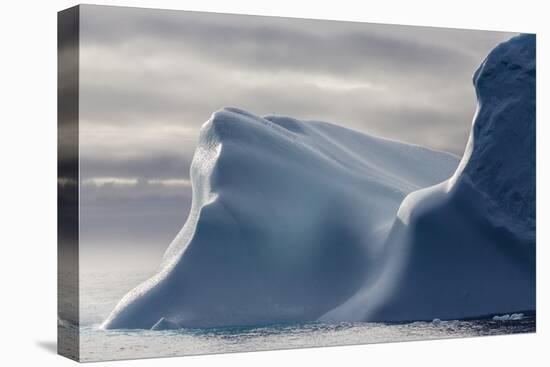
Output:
[
  {"xmin": 101, "ymin": 107, "xmax": 458, "ymax": 330},
  {"xmin": 454, "ymin": 33, "xmax": 536, "ymax": 240}
]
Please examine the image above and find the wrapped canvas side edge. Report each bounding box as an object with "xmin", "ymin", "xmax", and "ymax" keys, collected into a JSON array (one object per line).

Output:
[{"xmin": 57, "ymin": 5, "xmax": 80, "ymax": 362}]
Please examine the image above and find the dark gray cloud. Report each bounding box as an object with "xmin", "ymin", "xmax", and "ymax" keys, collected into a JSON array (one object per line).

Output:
[
  {"xmin": 77, "ymin": 5, "xmax": 516, "ymax": 269},
  {"xmin": 79, "ymin": 6, "xmax": 498, "ymax": 79}
]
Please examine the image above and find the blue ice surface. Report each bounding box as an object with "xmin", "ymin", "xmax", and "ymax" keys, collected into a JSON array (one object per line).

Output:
[{"xmin": 101, "ymin": 34, "xmax": 535, "ymax": 330}]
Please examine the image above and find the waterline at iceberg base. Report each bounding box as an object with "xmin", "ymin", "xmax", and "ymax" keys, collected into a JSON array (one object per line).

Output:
[{"xmin": 67, "ymin": 34, "xmax": 535, "ymax": 361}]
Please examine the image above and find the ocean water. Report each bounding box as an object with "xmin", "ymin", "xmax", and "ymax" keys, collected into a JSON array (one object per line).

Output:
[{"xmin": 61, "ymin": 271, "xmax": 535, "ymax": 362}]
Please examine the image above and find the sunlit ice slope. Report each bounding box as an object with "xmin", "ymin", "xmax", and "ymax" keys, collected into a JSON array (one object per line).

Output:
[{"xmin": 102, "ymin": 107, "xmax": 458, "ymax": 329}]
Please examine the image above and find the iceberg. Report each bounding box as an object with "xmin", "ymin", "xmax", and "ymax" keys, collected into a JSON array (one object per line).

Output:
[
  {"xmin": 101, "ymin": 108, "xmax": 458, "ymax": 329},
  {"xmin": 102, "ymin": 34, "xmax": 535, "ymax": 330},
  {"xmin": 323, "ymin": 34, "xmax": 535, "ymax": 322},
  {"xmin": 492, "ymin": 313, "xmax": 525, "ymax": 322},
  {"xmin": 510, "ymin": 313, "xmax": 525, "ymax": 320}
]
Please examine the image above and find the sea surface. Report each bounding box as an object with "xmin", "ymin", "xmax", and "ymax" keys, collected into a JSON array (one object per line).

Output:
[{"xmin": 60, "ymin": 271, "xmax": 535, "ymax": 362}]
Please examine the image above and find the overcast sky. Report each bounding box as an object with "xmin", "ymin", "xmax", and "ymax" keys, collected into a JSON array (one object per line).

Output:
[{"xmin": 77, "ymin": 5, "xmax": 515, "ymax": 271}]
